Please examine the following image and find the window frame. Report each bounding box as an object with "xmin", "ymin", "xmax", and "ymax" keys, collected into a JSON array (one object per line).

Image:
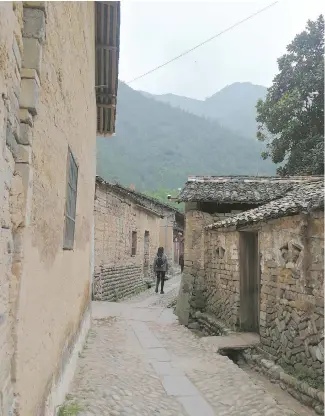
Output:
[
  {"xmin": 131, "ymin": 231, "xmax": 137, "ymax": 256},
  {"xmin": 63, "ymin": 147, "xmax": 78, "ymax": 250}
]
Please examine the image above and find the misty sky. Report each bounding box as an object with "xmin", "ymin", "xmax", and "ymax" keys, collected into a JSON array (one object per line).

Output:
[{"xmin": 119, "ymin": 0, "xmax": 323, "ymax": 99}]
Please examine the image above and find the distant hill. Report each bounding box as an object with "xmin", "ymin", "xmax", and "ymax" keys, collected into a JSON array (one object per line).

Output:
[
  {"xmin": 140, "ymin": 82, "xmax": 267, "ymax": 139},
  {"xmin": 96, "ymin": 82, "xmax": 275, "ymax": 191}
]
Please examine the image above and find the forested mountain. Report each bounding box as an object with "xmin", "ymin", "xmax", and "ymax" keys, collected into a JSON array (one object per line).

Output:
[
  {"xmin": 97, "ymin": 81, "xmax": 274, "ymax": 191},
  {"xmin": 141, "ymin": 82, "xmax": 267, "ymax": 139}
]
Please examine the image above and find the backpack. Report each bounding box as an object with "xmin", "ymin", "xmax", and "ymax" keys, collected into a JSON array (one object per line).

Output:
[{"xmin": 156, "ymin": 255, "xmax": 165, "ymax": 268}]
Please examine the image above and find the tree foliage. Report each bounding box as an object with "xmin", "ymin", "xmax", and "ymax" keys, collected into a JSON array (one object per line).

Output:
[{"xmin": 256, "ymin": 15, "xmax": 324, "ymax": 176}]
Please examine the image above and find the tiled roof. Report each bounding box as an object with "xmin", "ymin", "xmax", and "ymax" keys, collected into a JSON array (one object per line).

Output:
[
  {"xmin": 96, "ymin": 176, "xmax": 183, "ymax": 216},
  {"xmin": 206, "ymin": 180, "xmax": 324, "ymax": 230},
  {"xmin": 178, "ymin": 175, "xmax": 323, "ymax": 204}
]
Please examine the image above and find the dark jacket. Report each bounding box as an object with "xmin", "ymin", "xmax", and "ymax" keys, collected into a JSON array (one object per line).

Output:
[
  {"xmin": 153, "ymin": 253, "xmax": 168, "ymax": 272},
  {"xmin": 179, "ymin": 254, "xmax": 184, "ymax": 267}
]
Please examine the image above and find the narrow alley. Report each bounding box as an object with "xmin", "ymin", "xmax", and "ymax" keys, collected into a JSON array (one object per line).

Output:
[{"xmin": 61, "ymin": 276, "xmax": 316, "ymax": 416}]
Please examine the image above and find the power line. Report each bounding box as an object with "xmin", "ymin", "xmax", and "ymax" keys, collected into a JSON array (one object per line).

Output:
[{"xmin": 127, "ymin": 1, "xmax": 279, "ymax": 84}]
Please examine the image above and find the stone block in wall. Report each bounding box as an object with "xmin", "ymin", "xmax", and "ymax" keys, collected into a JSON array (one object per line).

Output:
[
  {"xmin": 20, "ymin": 78, "xmax": 39, "ymax": 115},
  {"xmin": 14, "ymin": 163, "xmax": 33, "ymax": 226},
  {"xmin": 22, "ymin": 37, "xmax": 42, "ymax": 75},
  {"xmin": 23, "ymin": 8, "xmax": 45, "ymax": 43},
  {"xmin": 23, "ymin": 1, "xmax": 46, "ymax": 12},
  {"xmin": 21, "ymin": 68, "xmax": 40, "ymax": 86},
  {"xmin": 12, "ymin": 36, "xmax": 22, "ymax": 71},
  {"xmin": 6, "ymin": 124, "xmax": 18, "ymax": 160},
  {"xmin": 18, "ymin": 123, "xmax": 32, "ymax": 145},
  {"xmin": 19, "ymin": 109, "xmax": 33, "ymax": 127},
  {"xmin": 16, "ymin": 145, "xmax": 32, "ymax": 164}
]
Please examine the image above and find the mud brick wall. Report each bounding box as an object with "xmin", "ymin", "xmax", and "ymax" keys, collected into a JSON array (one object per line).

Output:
[{"xmin": 93, "ymin": 265, "xmax": 146, "ymax": 301}]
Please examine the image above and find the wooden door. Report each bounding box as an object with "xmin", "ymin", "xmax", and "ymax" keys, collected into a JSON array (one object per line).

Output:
[{"xmin": 239, "ymin": 232, "xmax": 259, "ymax": 333}]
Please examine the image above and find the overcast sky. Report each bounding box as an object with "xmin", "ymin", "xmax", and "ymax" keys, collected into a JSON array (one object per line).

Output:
[{"xmin": 118, "ymin": 0, "xmax": 323, "ymax": 99}]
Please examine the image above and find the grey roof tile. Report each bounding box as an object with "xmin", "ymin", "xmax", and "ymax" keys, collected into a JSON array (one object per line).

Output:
[
  {"xmin": 207, "ymin": 180, "xmax": 324, "ymax": 229},
  {"xmin": 178, "ymin": 175, "xmax": 323, "ymax": 204}
]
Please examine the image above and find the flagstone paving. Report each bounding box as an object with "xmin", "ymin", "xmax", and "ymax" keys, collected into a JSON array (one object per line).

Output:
[{"xmin": 62, "ymin": 277, "xmax": 315, "ymax": 416}]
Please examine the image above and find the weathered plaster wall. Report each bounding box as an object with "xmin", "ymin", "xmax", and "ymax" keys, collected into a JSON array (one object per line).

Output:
[
  {"xmin": 0, "ymin": 3, "xmax": 24, "ymax": 414},
  {"xmin": 12, "ymin": 2, "xmax": 97, "ymax": 415},
  {"xmin": 94, "ymin": 183, "xmax": 161, "ymax": 300}
]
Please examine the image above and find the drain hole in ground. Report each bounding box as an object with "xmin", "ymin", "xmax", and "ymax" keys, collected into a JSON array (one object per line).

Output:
[{"xmin": 219, "ymin": 348, "xmax": 244, "ymax": 365}]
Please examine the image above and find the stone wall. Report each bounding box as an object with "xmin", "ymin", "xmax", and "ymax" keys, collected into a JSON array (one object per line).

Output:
[
  {"xmin": 0, "ymin": 3, "xmax": 24, "ymax": 414},
  {"xmin": 258, "ymin": 212, "xmax": 324, "ymax": 387},
  {"xmin": 176, "ymin": 203, "xmax": 213, "ymax": 324},
  {"xmin": 94, "ymin": 182, "xmax": 161, "ymax": 300},
  {"xmin": 176, "ymin": 203, "xmax": 240, "ymax": 325},
  {"xmin": 202, "ymin": 212, "xmax": 324, "ymax": 386},
  {"xmin": 204, "ymin": 229, "xmax": 240, "ymax": 328}
]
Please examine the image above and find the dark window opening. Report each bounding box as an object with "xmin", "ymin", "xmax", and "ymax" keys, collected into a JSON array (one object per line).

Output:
[
  {"xmin": 63, "ymin": 148, "xmax": 78, "ymax": 250},
  {"xmin": 198, "ymin": 202, "xmax": 260, "ymax": 214},
  {"xmin": 131, "ymin": 231, "xmax": 137, "ymax": 256}
]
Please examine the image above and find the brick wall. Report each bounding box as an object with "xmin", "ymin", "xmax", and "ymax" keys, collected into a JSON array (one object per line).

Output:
[{"xmin": 94, "ymin": 182, "xmax": 161, "ymax": 300}]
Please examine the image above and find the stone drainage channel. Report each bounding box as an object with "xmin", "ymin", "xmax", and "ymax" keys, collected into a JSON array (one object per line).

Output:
[{"xmin": 186, "ymin": 315, "xmax": 322, "ymax": 416}]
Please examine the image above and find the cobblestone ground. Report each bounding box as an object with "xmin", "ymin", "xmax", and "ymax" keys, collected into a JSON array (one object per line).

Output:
[{"xmin": 62, "ymin": 278, "xmax": 311, "ymax": 416}]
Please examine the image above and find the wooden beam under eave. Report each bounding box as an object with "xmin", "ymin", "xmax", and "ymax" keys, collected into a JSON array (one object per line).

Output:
[
  {"xmin": 97, "ymin": 104, "xmax": 115, "ymax": 109},
  {"xmin": 110, "ymin": 4, "xmax": 118, "ymax": 100},
  {"xmin": 110, "ymin": 105, "xmax": 115, "ymax": 134},
  {"xmin": 96, "ymin": 45, "xmax": 117, "ymax": 51}
]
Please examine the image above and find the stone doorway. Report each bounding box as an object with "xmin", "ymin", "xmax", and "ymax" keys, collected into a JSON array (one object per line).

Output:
[
  {"xmin": 239, "ymin": 231, "xmax": 260, "ymax": 333},
  {"xmin": 143, "ymin": 231, "xmax": 150, "ymax": 278}
]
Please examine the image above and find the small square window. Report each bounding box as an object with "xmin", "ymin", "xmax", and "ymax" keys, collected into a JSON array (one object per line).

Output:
[
  {"xmin": 131, "ymin": 231, "xmax": 137, "ymax": 256},
  {"xmin": 63, "ymin": 148, "xmax": 78, "ymax": 249}
]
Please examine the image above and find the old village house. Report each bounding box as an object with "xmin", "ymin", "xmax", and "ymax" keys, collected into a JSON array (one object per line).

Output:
[
  {"xmin": 93, "ymin": 177, "xmax": 184, "ymax": 301},
  {"xmin": 0, "ymin": 2, "xmax": 120, "ymax": 415},
  {"xmin": 176, "ymin": 176, "xmax": 324, "ymax": 392}
]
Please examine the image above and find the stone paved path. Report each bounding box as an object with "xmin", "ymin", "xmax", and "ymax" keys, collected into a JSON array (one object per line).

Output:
[{"xmin": 63, "ymin": 277, "xmax": 311, "ymax": 416}]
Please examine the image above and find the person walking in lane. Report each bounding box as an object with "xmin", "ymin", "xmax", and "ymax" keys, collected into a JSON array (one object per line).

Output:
[
  {"xmin": 153, "ymin": 247, "xmax": 168, "ymax": 294},
  {"xmin": 179, "ymin": 253, "xmax": 184, "ymax": 273}
]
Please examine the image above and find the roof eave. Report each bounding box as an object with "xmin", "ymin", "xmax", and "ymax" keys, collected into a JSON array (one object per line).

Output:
[{"xmin": 95, "ymin": 1, "xmax": 120, "ymax": 136}]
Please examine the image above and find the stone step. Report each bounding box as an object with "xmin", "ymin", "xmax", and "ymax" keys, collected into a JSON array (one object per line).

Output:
[{"xmin": 201, "ymin": 332, "xmax": 260, "ymax": 352}]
